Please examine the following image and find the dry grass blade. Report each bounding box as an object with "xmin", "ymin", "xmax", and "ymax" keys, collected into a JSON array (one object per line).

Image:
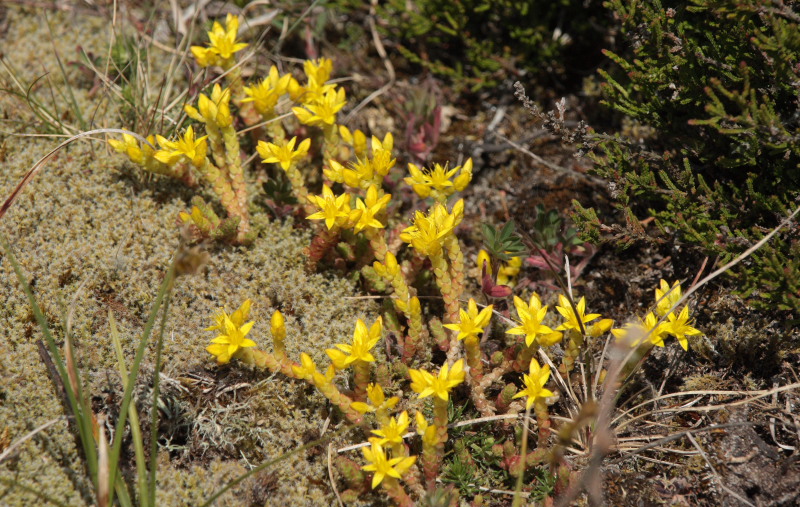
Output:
[
  {"xmin": 328, "ymin": 443, "xmax": 344, "ymax": 507},
  {"xmin": 0, "ymin": 128, "xmax": 150, "ymax": 223},
  {"xmin": 613, "ymin": 382, "xmax": 800, "ymax": 432},
  {"xmin": 97, "ymin": 414, "xmax": 110, "ymax": 507},
  {"xmin": 0, "ymin": 417, "xmax": 62, "ymax": 465},
  {"xmin": 342, "ymin": 0, "xmax": 396, "ymax": 123},
  {"xmin": 686, "ymin": 432, "xmax": 755, "ymax": 507},
  {"xmin": 555, "ymin": 197, "xmax": 800, "ymax": 502},
  {"xmin": 609, "ymin": 420, "xmax": 800, "ymax": 464}
]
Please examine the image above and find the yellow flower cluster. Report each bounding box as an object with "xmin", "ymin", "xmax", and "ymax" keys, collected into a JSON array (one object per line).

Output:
[
  {"xmin": 361, "ymin": 442, "xmax": 417, "ymax": 489},
  {"xmin": 291, "ymin": 59, "xmax": 346, "ymax": 126},
  {"xmin": 108, "ymin": 134, "xmax": 158, "ymax": 167},
  {"xmin": 512, "ymin": 358, "xmax": 554, "ymax": 410},
  {"xmin": 154, "ymin": 126, "xmax": 208, "ymax": 168},
  {"xmin": 184, "ymin": 84, "xmax": 233, "ymax": 128},
  {"xmin": 405, "ymin": 159, "xmax": 473, "ymax": 202},
  {"xmin": 257, "ymin": 137, "xmax": 311, "ymax": 172},
  {"xmin": 325, "ymin": 134, "xmax": 396, "ymax": 190},
  {"xmin": 612, "ymin": 279, "xmax": 702, "ymax": 350},
  {"xmin": 205, "ymin": 300, "xmax": 256, "ymax": 364},
  {"xmin": 400, "ymin": 200, "xmax": 464, "ymax": 258},
  {"xmin": 504, "ymin": 292, "xmax": 614, "ymax": 348},
  {"xmin": 306, "ymin": 184, "xmax": 391, "ymax": 233},
  {"xmin": 351, "ymin": 383, "xmax": 399, "ymax": 415},
  {"xmin": 408, "ymin": 359, "xmax": 466, "ymax": 401},
  {"xmin": 326, "ymin": 318, "xmax": 383, "ymax": 369},
  {"xmin": 242, "ymin": 65, "xmax": 297, "ymax": 118},
  {"xmin": 190, "ymin": 14, "xmax": 248, "ymax": 69},
  {"xmin": 444, "ymin": 298, "xmax": 493, "ymax": 342},
  {"xmin": 506, "ymin": 293, "xmax": 561, "ymax": 347},
  {"xmin": 156, "ymin": 24, "xmax": 716, "ymax": 502}
]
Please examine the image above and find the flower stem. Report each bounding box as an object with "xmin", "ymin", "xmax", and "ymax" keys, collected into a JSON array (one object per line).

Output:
[
  {"xmin": 463, "ymin": 335, "xmax": 483, "ymax": 378},
  {"xmin": 382, "ymin": 478, "xmax": 413, "ymax": 507},
  {"xmin": 221, "ymin": 124, "xmax": 249, "ymax": 238},
  {"xmin": 284, "ymin": 162, "xmax": 310, "ymax": 207},
  {"xmin": 352, "ymin": 360, "xmax": 370, "ymax": 402},
  {"xmin": 365, "ymin": 228, "xmax": 389, "ymax": 264},
  {"xmin": 312, "ymin": 375, "xmax": 365, "ymax": 426},
  {"xmin": 430, "ymin": 253, "xmax": 460, "ymax": 351},
  {"xmin": 305, "ymin": 227, "xmax": 340, "ymax": 271}
]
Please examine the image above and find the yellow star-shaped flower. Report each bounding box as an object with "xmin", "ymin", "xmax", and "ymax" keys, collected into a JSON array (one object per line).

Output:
[
  {"xmin": 665, "ymin": 306, "xmax": 702, "ymax": 350},
  {"xmin": 444, "ymin": 298, "xmax": 493, "ymax": 341},
  {"xmin": 304, "ymin": 58, "xmax": 333, "ymax": 86},
  {"xmin": 370, "ymin": 411, "xmax": 410, "ymax": 446},
  {"xmin": 206, "ymin": 314, "xmax": 257, "ymax": 364},
  {"xmin": 351, "ymin": 383, "xmax": 399, "ymax": 414},
  {"xmin": 185, "ymin": 84, "xmax": 233, "ymax": 128},
  {"xmin": 408, "ymin": 359, "xmax": 466, "ymax": 401},
  {"xmin": 242, "ymin": 65, "xmax": 294, "ymax": 116},
  {"xmin": 191, "ymin": 14, "xmax": 248, "ymax": 67},
  {"xmin": 292, "ymin": 87, "xmax": 347, "ymax": 126},
  {"xmin": 351, "ymin": 185, "xmax": 391, "ymax": 233},
  {"xmin": 306, "ymin": 184, "xmax": 352, "ymax": 230},
  {"xmin": 506, "ymin": 293, "xmax": 557, "ymax": 347},
  {"xmin": 325, "ymin": 318, "xmax": 383, "ymax": 369},
  {"xmin": 108, "ymin": 133, "xmax": 157, "ymax": 165},
  {"xmin": 512, "ymin": 358, "xmax": 554, "ymax": 410},
  {"xmin": 404, "ymin": 159, "xmax": 472, "ymax": 201},
  {"xmin": 555, "ymin": 295, "xmax": 601, "ymax": 333},
  {"xmin": 400, "ymin": 200, "xmax": 463, "ymax": 258},
  {"xmin": 154, "ymin": 126, "xmax": 208, "ymax": 168},
  {"xmin": 257, "ymin": 136, "xmax": 311, "ymax": 172},
  {"xmin": 206, "ymin": 299, "xmax": 252, "ymax": 332},
  {"xmin": 361, "ymin": 442, "xmax": 417, "ymax": 489}
]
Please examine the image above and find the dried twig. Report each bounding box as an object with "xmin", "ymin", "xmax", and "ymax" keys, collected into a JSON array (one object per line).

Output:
[{"xmin": 342, "ymin": 0, "xmax": 395, "ymax": 123}]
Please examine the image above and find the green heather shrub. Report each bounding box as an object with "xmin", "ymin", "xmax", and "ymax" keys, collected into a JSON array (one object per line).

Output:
[
  {"xmin": 573, "ymin": 0, "xmax": 800, "ymax": 312},
  {"xmin": 333, "ymin": 0, "xmax": 607, "ymax": 91}
]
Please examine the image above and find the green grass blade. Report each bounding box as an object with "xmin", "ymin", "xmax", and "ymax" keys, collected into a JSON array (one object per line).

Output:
[
  {"xmin": 106, "ymin": 260, "xmax": 177, "ymax": 506},
  {"xmin": 45, "ymin": 11, "xmax": 87, "ymax": 130},
  {"xmin": 273, "ymin": 0, "xmax": 323, "ymax": 55},
  {"xmin": 110, "ymin": 311, "xmax": 149, "ymax": 507},
  {"xmin": 0, "ymin": 233, "xmax": 99, "ymax": 483},
  {"xmin": 57, "ymin": 293, "xmax": 98, "ymax": 482},
  {"xmin": 113, "ymin": 475, "xmax": 134, "ymax": 507},
  {"xmin": 148, "ymin": 291, "xmax": 172, "ymax": 506}
]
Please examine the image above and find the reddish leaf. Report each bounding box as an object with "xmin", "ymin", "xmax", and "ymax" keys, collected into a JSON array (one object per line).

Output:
[{"xmin": 482, "ymin": 272, "xmax": 512, "ymax": 298}]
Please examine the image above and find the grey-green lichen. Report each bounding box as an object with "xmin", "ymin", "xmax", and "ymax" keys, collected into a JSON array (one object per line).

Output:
[{"xmin": 1, "ymin": 5, "xmax": 378, "ymax": 505}]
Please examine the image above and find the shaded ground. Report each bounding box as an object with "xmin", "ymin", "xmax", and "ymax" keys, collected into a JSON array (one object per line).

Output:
[{"xmin": 1, "ymin": 2, "xmax": 799, "ymax": 506}]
